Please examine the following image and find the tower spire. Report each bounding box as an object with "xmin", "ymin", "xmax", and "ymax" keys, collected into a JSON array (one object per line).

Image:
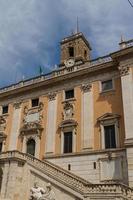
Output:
[{"xmin": 76, "ymin": 16, "xmax": 79, "ymax": 33}]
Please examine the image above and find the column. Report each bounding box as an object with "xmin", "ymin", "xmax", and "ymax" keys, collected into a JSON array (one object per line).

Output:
[
  {"xmin": 81, "ymin": 83, "xmax": 94, "ymax": 150},
  {"xmin": 9, "ymin": 102, "xmax": 22, "ymax": 151},
  {"xmin": 45, "ymin": 93, "xmax": 57, "ymax": 154}
]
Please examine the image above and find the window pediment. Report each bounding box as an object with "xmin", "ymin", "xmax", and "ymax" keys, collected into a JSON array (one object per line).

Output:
[
  {"xmin": 59, "ymin": 119, "xmax": 78, "ymax": 128},
  {"xmin": 97, "ymin": 113, "xmax": 120, "ymax": 124},
  {"xmin": 20, "ymin": 122, "xmax": 43, "ymax": 138}
]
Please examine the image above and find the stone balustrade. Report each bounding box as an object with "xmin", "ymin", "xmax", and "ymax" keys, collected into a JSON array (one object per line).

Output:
[
  {"xmin": 0, "ymin": 151, "xmax": 133, "ymax": 199},
  {"xmin": 0, "ymin": 151, "xmax": 89, "ymax": 194},
  {"xmin": 119, "ymin": 39, "xmax": 133, "ymax": 50},
  {"xmin": 0, "ymin": 55, "xmax": 112, "ymax": 95}
]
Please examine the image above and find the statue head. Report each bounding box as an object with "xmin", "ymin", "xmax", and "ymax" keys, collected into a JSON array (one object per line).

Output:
[
  {"xmin": 46, "ymin": 183, "xmax": 51, "ymax": 190},
  {"xmin": 34, "ymin": 181, "xmax": 38, "ymax": 188}
]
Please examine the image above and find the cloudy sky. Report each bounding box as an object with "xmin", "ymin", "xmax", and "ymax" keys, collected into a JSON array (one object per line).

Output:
[{"xmin": 0, "ymin": 0, "xmax": 132, "ymax": 87}]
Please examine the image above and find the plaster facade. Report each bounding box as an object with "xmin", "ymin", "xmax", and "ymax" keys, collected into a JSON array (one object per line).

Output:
[{"xmin": 0, "ymin": 33, "xmax": 133, "ymax": 199}]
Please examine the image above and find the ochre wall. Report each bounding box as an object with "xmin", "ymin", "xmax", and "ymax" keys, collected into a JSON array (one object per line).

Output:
[{"xmin": 1, "ymin": 75, "xmax": 125, "ymax": 157}]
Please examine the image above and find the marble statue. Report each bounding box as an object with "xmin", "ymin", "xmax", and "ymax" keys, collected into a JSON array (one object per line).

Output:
[{"xmin": 30, "ymin": 182, "xmax": 56, "ymax": 200}]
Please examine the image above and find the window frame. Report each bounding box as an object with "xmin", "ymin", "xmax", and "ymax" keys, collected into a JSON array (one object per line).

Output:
[
  {"xmin": 2, "ymin": 105, "xmax": 8, "ymax": 115},
  {"xmin": 61, "ymin": 126, "xmax": 76, "ymax": 154},
  {"xmin": 104, "ymin": 124, "xmax": 116, "ymax": 149},
  {"xmin": 64, "ymin": 89, "xmax": 74, "ymax": 100},
  {"xmin": 26, "ymin": 138, "xmax": 36, "ymax": 156},
  {"xmin": 100, "ymin": 119, "xmax": 119, "ymax": 149},
  {"xmin": 100, "ymin": 79, "xmax": 114, "ymax": 93},
  {"xmin": 68, "ymin": 46, "xmax": 74, "ymax": 57},
  {"xmin": 31, "ymin": 98, "xmax": 39, "ymax": 108},
  {"xmin": 63, "ymin": 132, "xmax": 73, "ymax": 154}
]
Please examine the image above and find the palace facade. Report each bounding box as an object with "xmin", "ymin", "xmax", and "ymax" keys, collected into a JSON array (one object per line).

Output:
[{"xmin": 0, "ymin": 32, "xmax": 133, "ymax": 200}]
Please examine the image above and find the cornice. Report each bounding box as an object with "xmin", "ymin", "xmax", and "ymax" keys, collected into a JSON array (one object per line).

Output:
[
  {"xmin": 0, "ymin": 60, "xmax": 116, "ymax": 99},
  {"xmin": 111, "ymin": 46, "xmax": 133, "ymax": 60}
]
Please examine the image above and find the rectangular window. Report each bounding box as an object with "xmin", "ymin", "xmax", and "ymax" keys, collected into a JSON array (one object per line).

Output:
[
  {"xmin": 68, "ymin": 47, "xmax": 74, "ymax": 57},
  {"xmin": 32, "ymin": 98, "xmax": 39, "ymax": 107},
  {"xmin": 0, "ymin": 142, "xmax": 2, "ymax": 152},
  {"xmin": 65, "ymin": 89, "xmax": 74, "ymax": 100},
  {"xmin": 101, "ymin": 80, "xmax": 113, "ymax": 92},
  {"xmin": 64, "ymin": 132, "xmax": 72, "ymax": 153},
  {"xmin": 2, "ymin": 105, "xmax": 8, "ymax": 114},
  {"xmin": 104, "ymin": 125, "xmax": 116, "ymax": 149}
]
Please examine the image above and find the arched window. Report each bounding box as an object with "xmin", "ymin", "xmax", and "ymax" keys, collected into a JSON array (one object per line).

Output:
[
  {"xmin": 0, "ymin": 167, "xmax": 3, "ymax": 192},
  {"xmin": 26, "ymin": 139, "xmax": 36, "ymax": 156}
]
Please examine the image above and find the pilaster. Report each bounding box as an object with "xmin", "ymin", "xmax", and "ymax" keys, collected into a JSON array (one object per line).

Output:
[
  {"xmin": 9, "ymin": 102, "xmax": 22, "ymax": 151},
  {"xmin": 45, "ymin": 92, "xmax": 57, "ymax": 154},
  {"xmin": 81, "ymin": 83, "xmax": 94, "ymax": 150}
]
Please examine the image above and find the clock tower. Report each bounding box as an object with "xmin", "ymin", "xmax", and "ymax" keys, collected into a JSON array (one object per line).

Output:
[{"xmin": 60, "ymin": 32, "xmax": 91, "ymax": 66}]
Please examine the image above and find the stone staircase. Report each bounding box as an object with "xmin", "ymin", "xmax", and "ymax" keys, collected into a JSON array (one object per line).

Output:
[{"xmin": 0, "ymin": 151, "xmax": 133, "ymax": 199}]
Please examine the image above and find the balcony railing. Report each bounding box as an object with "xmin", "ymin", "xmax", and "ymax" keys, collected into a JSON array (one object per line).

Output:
[{"xmin": 0, "ymin": 55, "xmax": 113, "ymax": 95}]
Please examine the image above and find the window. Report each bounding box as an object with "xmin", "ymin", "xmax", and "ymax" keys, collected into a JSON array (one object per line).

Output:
[
  {"xmin": 26, "ymin": 139, "xmax": 36, "ymax": 156},
  {"xmin": 64, "ymin": 132, "xmax": 72, "ymax": 153},
  {"xmin": 0, "ymin": 142, "xmax": 2, "ymax": 152},
  {"xmin": 2, "ymin": 105, "xmax": 8, "ymax": 114},
  {"xmin": 68, "ymin": 164, "xmax": 71, "ymax": 171},
  {"xmin": 68, "ymin": 47, "xmax": 74, "ymax": 57},
  {"xmin": 65, "ymin": 89, "xmax": 74, "ymax": 100},
  {"xmin": 101, "ymin": 80, "xmax": 113, "ymax": 92},
  {"xmin": 32, "ymin": 98, "xmax": 39, "ymax": 107},
  {"xmin": 104, "ymin": 125, "xmax": 116, "ymax": 149},
  {"xmin": 84, "ymin": 50, "xmax": 87, "ymax": 59}
]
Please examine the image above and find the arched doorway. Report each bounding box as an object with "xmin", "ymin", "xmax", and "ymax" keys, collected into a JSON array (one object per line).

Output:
[{"xmin": 26, "ymin": 139, "xmax": 36, "ymax": 156}]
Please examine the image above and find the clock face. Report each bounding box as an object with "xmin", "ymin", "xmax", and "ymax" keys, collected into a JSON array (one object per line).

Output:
[{"xmin": 64, "ymin": 59, "xmax": 75, "ymax": 68}]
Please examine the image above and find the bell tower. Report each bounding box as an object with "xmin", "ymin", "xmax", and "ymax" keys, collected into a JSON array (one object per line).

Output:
[{"xmin": 60, "ymin": 32, "xmax": 91, "ymax": 66}]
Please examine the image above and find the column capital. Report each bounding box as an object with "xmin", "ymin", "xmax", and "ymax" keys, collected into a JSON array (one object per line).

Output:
[
  {"xmin": 13, "ymin": 102, "xmax": 22, "ymax": 109},
  {"xmin": 118, "ymin": 65, "xmax": 130, "ymax": 76},
  {"xmin": 81, "ymin": 83, "xmax": 92, "ymax": 93},
  {"xmin": 48, "ymin": 92, "xmax": 56, "ymax": 101}
]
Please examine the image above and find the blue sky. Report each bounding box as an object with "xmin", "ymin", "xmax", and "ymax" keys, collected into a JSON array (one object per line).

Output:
[{"xmin": 0, "ymin": 0, "xmax": 132, "ymax": 87}]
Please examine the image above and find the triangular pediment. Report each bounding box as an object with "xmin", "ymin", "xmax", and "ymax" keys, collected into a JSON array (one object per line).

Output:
[
  {"xmin": 97, "ymin": 113, "xmax": 120, "ymax": 122},
  {"xmin": 59, "ymin": 119, "xmax": 78, "ymax": 128}
]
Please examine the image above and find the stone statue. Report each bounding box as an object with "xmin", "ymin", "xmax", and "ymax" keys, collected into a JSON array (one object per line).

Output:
[{"xmin": 30, "ymin": 182, "xmax": 56, "ymax": 200}]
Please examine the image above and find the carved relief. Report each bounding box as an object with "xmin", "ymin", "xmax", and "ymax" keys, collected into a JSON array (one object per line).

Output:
[
  {"xmin": 118, "ymin": 65, "xmax": 130, "ymax": 76},
  {"xmin": 30, "ymin": 182, "xmax": 56, "ymax": 200},
  {"xmin": 0, "ymin": 116, "xmax": 7, "ymax": 132},
  {"xmin": 48, "ymin": 92, "xmax": 56, "ymax": 101},
  {"xmin": 20, "ymin": 102, "xmax": 44, "ymax": 138},
  {"xmin": 62, "ymin": 102, "xmax": 74, "ymax": 120},
  {"xmin": 13, "ymin": 102, "xmax": 21, "ymax": 109},
  {"xmin": 81, "ymin": 83, "xmax": 92, "ymax": 93}
]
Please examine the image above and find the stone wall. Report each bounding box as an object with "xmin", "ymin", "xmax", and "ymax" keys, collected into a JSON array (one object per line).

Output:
[{"xmin": 47, "ymin": 149, "xmax": 128, "ymax": 185}]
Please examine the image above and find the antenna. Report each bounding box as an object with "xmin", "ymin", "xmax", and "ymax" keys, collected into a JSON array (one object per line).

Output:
[
  {"xmin": 121, "ymin": 35, "xmax": 124, "ymax": 43},
  {"xmin": 76, "ymin": 16, "xmax": 79, "ymax": 33}
]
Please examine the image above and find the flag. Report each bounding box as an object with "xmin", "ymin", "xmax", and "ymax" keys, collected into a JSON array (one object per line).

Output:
[{"xmin": 39, "ymin": 66, "xmax": 43, "ymax": 75}]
